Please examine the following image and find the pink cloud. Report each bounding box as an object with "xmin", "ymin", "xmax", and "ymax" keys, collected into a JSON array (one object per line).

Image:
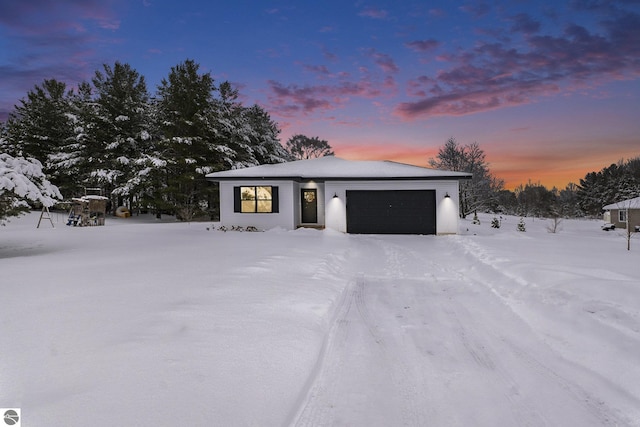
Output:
[{"xmin": 364, "ymin": 49, "xmax": 399, "ymax": 74}]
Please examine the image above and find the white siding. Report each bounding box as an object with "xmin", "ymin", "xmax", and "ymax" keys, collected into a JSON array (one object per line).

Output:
[
  {"xmin": 219, "ymin": 179, "xmax": 462, "ymax": 234},
  {"xmin": 324, "ymin": 180, "xmax": 460, "ymax": 234},
  {"xmin": 219, "ymin": 180, "xmax": 295, "ymax": 230},
  {"xmin": 295, "ymin": 181, "xmax": 325, "ymax": 227}
]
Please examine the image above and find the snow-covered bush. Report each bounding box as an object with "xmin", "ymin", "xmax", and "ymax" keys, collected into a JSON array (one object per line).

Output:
[
  {"xmin": 0, "ymin": 153, "xmax": 62, "ymax": 223},
  {"xmin": 491, "ymin": 217, "xmax": 500, "ymax": 228},
  {"xmin": 517, "ymin": 217, "xmax": 526, "ymax": 232},
  {"xmin": 472, "ymin": 211, "xmax": 480, "ymax": 225}
]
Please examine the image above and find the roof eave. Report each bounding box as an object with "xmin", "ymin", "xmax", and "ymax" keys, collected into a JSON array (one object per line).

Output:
[{"xmin": 206, "ymin": 174, "xmax": 472, "ymax": 182}]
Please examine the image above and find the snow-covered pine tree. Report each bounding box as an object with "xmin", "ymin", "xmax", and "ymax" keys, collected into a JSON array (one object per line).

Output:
[
  {"xmin": 154, "ymin": 59, "xmax": 222, "ymax": 219},
  {"xmin": 46, "ymin": 82, "xmax": 98, "ymax": 198},
  {"xmin": 209, "ymin": 81, "xmax": 258, "ymax": 170},
  {"xmin": 243, "ymin": 104, "xmax": 291, "ymax": 165},
  {"xmin": 517, "ymin": 217, "xmax": 526, "ymax": 232},
  {"xmin": 4, "ymin": 79, "xmax": 75, "ymax": 195},
  {"xmin": 91, "ymin": 62, "xmax": 151, "ymax": 211}
]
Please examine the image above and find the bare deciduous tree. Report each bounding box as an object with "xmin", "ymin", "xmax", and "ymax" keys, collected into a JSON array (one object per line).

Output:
[{"xmin": 285, "ymin": 134, "xmax": 334, "ymax": 160}]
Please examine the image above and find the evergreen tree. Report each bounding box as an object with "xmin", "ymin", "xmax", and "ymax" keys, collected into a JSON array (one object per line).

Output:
[
  {"xmin": 154, "ymin": 59, "xmax": 221, "ymax": 219},
  {"xmin": 517, "ymin": 217, "xmax": 526, "ymax": 232},
  {"xmin": 4, "ymin": 79, "xmax": 72, "ymax": 161},
  {"xmin": 91, "ymin": 62, "xmax": 151, "ymax": 210},
  {"xmin": 4, "ymin": 79, "xmax": 74, "ymax": 197},
  {"xmin": 244, "ymin": 104, "xmax": 292, "ymax": 165},
  {"xmin": 47, "ymin": 82, "xmax": 97, "ymax": 198},
  {"xmin": 577, "ymin": 160, "xmax": 640, "ymax": 217},
  {"xmin": 209, "ymin": 81, "xmax": 257, "ymax": 169},
  {"xmin": 513, "ymin": 181, "xmax": 556, "ymax": 217}
]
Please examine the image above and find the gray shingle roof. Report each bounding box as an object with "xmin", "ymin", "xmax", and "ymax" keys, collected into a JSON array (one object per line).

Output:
[{"xmin": 603, "ymin": 196, "xmax": 640, "ymax": 210}]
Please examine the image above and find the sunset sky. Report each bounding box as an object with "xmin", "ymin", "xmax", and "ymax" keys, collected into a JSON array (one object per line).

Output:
[{"xmin": 1, "ymin": 0, "xmax": 639, "ymax": 189}]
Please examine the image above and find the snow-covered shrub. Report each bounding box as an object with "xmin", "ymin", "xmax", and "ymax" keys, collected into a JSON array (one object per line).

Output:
[
  {"xmin": 472, "ymin": 211, "xmax": 480, "ymax": 225},
  {"xmin": 491, "ymin": 217, "xmax": 500, "ymax": 228},
  {"xmin": 517, "ymin": 218, "xmax": 526, "ymax": 232},
  {"xmin": 0, "ymin": 153, "xmax": 62, "ymax": 223}
]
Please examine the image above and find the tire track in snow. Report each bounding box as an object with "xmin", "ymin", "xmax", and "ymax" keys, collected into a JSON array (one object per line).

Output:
[
  {"xmin": 445, "ymin": 237, "xmax": 632, "ymax": 426},
  {"xmin": 291, "ymin": 235, "xmax": 633, "ymax": 426},
  {"xmin": 288, "ymin": 236, "xmax": 431, "ymax": 427},
  {"xmin": 352, "ymin": 274, "xmax": 425, "ymax": 427},
  {"xmin": 287, "ymin": 279, "xmax": 354, "ymax": 427}
]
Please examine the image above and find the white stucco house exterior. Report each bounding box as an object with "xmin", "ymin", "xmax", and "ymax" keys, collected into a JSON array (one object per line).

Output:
[{"xmin": 206, "ymin": 156, "xmax": 472, "ymax": 235}]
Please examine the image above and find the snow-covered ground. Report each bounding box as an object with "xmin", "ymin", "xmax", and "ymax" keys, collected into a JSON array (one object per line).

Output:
[{"xmin": 1, "ymin": 211, "xmax": 639, "ymax": 426}]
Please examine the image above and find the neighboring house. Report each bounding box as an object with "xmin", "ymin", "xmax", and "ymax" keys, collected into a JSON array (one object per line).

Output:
[
  {"xmin": 603, "ymin": 196, "xmax": 640, "ymax": 231},
  {"xmin": 206, "ymin": 156, "xmax": 472, "ymax": 235}
]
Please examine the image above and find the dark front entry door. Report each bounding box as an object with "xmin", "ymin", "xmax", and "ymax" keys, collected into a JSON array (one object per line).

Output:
[{"xmin": 301, "ymin": 189, "xmax": 318, "ymax": 223}]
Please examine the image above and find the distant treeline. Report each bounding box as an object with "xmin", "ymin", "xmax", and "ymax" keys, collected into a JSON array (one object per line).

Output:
[
  {"xmin": 429, "ymin": 138, "xmax": 639, "ymax": 219},
  {"xmin": 489, "ymin": 158, "xmax": 640, "ymax": 218}
]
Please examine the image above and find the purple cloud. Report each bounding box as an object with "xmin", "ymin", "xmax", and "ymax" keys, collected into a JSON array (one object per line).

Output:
[
  {"xmin": 509, "ymin": 13, "xmax": 541, "ymax": 35},
  {"xmin": 405, "ymin": 39, "xmax": 440, "ymax": 53},
  {"xmin": 396, "ymin": 11, "xmax": 640, "ymax": 119},
  {"xmin": 0, "ymin": 0, "xmax": 122, "ymax": 118},
  {"xmin": 365, "ymin": 49, "xmax": 400, "ymax": 74},
  {"xmin": 266, "ymin": 74, "xmax": 396, "ymax": 118},
  {"xmin": 459, "ymin": 2, "xmax": 491, "ymax": 18},
  {"xmin": 302, "ymin": 64, "xmax": 332, "ymax": 76}
]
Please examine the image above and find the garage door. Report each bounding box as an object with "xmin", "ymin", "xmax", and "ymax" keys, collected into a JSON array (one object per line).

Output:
[{"xmin": 346, "ymin": 190, "xmax": 436, "ymax": 234}]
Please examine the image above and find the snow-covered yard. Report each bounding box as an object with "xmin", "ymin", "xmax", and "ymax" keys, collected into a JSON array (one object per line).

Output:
[{"xmin": 1, "ymin": 212, "xmax": 639, "ymax": 426}]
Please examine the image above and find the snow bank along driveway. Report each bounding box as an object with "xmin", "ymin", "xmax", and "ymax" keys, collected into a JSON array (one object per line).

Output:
[{"xmin": 1, "ymin": 213, "xmax": 639, "ymax": 426}]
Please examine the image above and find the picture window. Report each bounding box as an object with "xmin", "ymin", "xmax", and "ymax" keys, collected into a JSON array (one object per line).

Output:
[{"xmin": 238, "ymin": 186, "xmax": 275, "ymax": 213}]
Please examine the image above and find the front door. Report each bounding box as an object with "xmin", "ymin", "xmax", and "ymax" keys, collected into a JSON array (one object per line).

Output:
[{"xmin": 301, "ymin": 189, "xmax": 318, "ymax": 223}]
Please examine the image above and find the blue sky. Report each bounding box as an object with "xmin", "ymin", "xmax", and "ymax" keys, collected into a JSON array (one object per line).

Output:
[{"xmin": 1, "ymin": 0, "xmax": 639, "ymax": 188}]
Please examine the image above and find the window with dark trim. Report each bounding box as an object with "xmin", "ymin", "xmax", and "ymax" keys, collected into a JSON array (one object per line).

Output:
[{"xmin": 234, "ymin": 186, "xmax": 279, "ymax": 213}]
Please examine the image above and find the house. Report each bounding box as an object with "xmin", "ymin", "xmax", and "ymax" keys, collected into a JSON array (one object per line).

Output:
[
  {"xmin": 603, "ymin": 196, "xmax": 640, "ymax": 232},
  {"xmin": 206, "ymin": 156, "xmax": 471, "ymax": 235}
]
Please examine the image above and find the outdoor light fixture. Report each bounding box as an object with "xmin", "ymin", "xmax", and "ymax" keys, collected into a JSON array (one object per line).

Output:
[
  {"xmin": 444, "ymin": 192, "xmax": 450, "ymax": 198},
  {"xmin": 333, "ymin": 193, "xmax": 338, "ymax": 199}
]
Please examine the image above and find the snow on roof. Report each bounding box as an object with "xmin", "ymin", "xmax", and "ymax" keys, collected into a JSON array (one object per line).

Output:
[
  {"xmin": 72, "ymin": 195, "xmax": 109, "ymax": 202},
  {"xmin": 603, "ymin": 196, "xmax": 640, "ymax": 210},
  {"xmin": 206, "ymin": 156, "xmax": 472, "ymax": 181}
]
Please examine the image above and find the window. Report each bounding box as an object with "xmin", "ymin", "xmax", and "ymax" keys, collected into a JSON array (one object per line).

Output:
[
  {"xmin": 234, "ymin": 186, "xmax": 279, "ymax": 213},
  {"xmin": 619, "ymin": 210, "xmax": 627, "ymax": 222}
]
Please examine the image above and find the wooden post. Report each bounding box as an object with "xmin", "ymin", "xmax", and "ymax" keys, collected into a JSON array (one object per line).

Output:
[{"xmin": 37, "ymin": 205, "xmax": 55, "ymax": 228}]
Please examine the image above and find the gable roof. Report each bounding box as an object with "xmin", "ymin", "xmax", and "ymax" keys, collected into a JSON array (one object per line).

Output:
[
  {"xmin": 206, "ymin": 156, "xmax": 472, "ymax": 181},
  {"xmin": 603, "ymin": 196, "xmax": 640, "ymax": 210}
]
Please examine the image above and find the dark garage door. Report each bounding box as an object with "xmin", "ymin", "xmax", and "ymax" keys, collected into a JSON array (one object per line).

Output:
[{"xmin": 346, "ymin": 190, "xmax": 436, "ymax": 235}]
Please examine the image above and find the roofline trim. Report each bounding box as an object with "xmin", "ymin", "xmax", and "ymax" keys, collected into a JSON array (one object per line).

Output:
[{"xmin": 206, "ymin": 175, "xmax": 472, "ymax": 182}]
